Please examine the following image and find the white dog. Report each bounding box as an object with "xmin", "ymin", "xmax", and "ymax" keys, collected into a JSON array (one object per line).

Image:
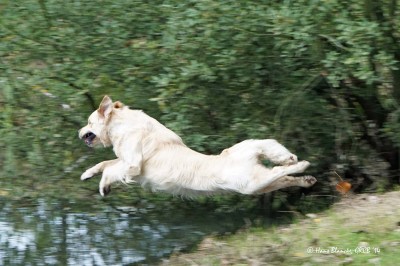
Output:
[{"xmin": 79, "ymin": 96, "xmax": 316, "ymax": 197}]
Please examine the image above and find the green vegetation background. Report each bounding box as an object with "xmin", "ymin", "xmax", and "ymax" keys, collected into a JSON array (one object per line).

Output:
[{"xmin": 1, "ymin": 0, "xmax": 400, "ymax": 205}]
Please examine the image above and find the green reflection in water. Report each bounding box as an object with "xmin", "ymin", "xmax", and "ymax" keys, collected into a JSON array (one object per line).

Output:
[{"xmin": 0, "ymin": 196, "xmax": 274, "ymax": 265}]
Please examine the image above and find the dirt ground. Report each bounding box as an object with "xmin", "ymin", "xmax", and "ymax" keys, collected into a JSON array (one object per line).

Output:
[{"xmin": 161, "ymin": 191, "xmax": 400, "ymax": 265}]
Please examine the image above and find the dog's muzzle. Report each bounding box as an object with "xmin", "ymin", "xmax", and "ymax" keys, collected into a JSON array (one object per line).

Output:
[{"xmin": 82, "ymin": 132, "xmax": 96, "ymax": 146}]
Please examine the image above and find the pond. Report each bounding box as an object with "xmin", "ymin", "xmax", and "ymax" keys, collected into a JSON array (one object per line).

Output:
[{"xmin": 0, "ymin": 191, "xmax": 282, "ymax": 265}]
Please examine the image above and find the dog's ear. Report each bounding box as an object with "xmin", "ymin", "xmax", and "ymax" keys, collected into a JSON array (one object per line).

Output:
[{"xmin": 98, "ymin": 95, "xmax": 113, "ymax": 118}]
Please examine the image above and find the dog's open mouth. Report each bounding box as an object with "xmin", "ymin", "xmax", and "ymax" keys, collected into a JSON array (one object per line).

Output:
[{"xmin": 83, "ymin": 132, "xmax": 96, "ymax": 146}]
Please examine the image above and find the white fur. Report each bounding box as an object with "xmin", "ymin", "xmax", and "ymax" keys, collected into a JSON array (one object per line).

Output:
[{"xmin": 79, "ymin": 96, "xmax": 316, "ymax": 197}]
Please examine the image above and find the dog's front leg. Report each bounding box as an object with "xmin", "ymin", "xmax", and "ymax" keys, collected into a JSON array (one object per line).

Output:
[
  {"xmin": 81, "ymin": 159, "xmax": 120, "ymax": 180},
  {"xmin": 118, "ymin": 133, "xmax": 144, "ymax": 181},
  {"xmin": 99, "ymin": 160, "xmax": 133, "ymax": 196},
  {"xmin": 98, "ymin": 133, "xmax": 144, "ymax": 196}
]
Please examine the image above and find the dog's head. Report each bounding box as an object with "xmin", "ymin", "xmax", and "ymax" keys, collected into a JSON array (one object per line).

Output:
[{"xmin": 78, "ymin": 95, "xmax": 124, "ymax": 147}]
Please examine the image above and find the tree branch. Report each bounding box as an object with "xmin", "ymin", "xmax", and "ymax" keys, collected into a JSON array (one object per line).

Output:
[
  {"xmin": 38, "ymin": 0, "xmax": 53, "ymax": 28},
  {"xmin": 47, "ymin": 76, "xmax": 97, "ymax": 110}
]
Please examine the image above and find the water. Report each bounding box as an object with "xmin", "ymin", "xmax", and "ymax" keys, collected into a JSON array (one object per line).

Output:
[{"xmin": 0, "ymin": 196, "xmax": 268, "ymax": 265}]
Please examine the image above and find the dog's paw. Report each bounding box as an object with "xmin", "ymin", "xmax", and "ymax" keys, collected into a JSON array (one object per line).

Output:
[
  {"xmin": 299, "ymin": 175, "xmax": 317, "ymax": 187},
  {"xmin": 99, "ymin": 184, "xmax": 111, "ymax": 197},
  {"xmin": 275, "ymin": 153, "xmax": 298, "ymax": 165},
  {"xmin": 286, "ymin": 154, "xmax": 298, "ymax": 165},
  {"xmin": 81, "ymin": 170, "xmax": 94, "ymax": 181},
  {"xmin": 296, "ymin": 160, "xmax": 310, "ymax": 171}
]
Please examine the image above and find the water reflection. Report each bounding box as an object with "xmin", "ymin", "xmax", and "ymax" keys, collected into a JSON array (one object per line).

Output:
[{"xmin": 0, "ymin": 197, "xmax": 260, "ymax": 265}]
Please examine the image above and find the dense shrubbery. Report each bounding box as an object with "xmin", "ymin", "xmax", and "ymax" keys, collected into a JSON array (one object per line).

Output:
[{"xmin": 1, "ymin": 0, "xmax": 400, "ymax": 196}]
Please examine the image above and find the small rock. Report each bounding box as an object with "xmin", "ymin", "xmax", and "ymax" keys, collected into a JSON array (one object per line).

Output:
[
  {"xmin": 311, "ymin": 257, "xmax": 328, "ymax": 263},
  {"xmin": 358, "ymin": 241, "xmax": 369, "ymax": 248},
  {"xmin": 352, "ymin": 230, "xmax": 369, "ymax": 234},
  {"xmin": 279, "ymin": 227, "xmax": 292, "ymax": 233},
  {"xmin": 368, "ymin": 257, "xmax": 381, "ymax": 265},
  {"xmin": 367, "ymin": 196, "xmax": 380, "ymax": 204},
  {"xmin": 390, "ymin": 241, "xmax": 400, "ymax": 247},
  {"xmin": 341, "ymin": 257, "xmax": 353, "ymax": 265},
  {"xmin": 306, "ymin": 213, "xmax": 317, "ymax": 219},
  {"xmin": 198, "ymin": 237, "xmax": 214, "ymax": 250}
]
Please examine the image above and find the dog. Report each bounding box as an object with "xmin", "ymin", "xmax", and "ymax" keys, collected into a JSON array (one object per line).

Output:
[{"xmin": 79, "ymin": 95, "xmax": 316, "ymax": 197}]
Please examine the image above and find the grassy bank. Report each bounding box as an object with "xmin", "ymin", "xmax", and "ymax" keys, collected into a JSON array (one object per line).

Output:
[{"xmin": 163, "ymin": 191, "xmax": 400, "ymax": 265}]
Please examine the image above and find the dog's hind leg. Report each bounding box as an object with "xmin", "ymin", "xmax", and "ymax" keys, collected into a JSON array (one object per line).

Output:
[
  {"xmin": 223, "ymin": 139, "xmax": 298, "ymax": 166},
  {"xmin": 81, "ymin": 159, "xmax": 120, "ymax": 181},
  {"xmin": 253, "ymin": 139, "xmax": 298, "ymax": 165},
  {"xmin": 256, "ymin": 175, "xmax": 317, "ymax": 194},
  {"xmin": 242, "ymin": 161, "xmax": 310, "ymax": 194}
]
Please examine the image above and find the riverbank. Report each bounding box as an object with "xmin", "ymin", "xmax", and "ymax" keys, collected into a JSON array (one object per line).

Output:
[{"xmin": 162, "ymin": 190, "xmax": 400, "ymax": 265}]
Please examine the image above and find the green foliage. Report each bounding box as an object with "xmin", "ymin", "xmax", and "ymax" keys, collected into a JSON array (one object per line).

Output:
[{"xmin": 1, "ymin": 0, "xmax": 400, "ymax": 198}]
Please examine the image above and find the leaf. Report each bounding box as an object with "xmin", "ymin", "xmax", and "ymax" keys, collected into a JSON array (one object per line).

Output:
[
  {"xmin": 334, "ymin": 171, "xmax": 351, "ymax": 194},
  {"xmin": 336, "ymin": 181, "xmax": 352, "ymax": 194}
]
